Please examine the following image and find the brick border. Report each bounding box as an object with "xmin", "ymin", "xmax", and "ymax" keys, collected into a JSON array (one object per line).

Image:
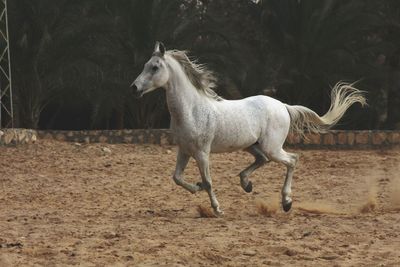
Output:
[
  {"xmin": 1, "ymin": 129, "xmax": 400, "ymax": 148},
  {"xmin": 0, "ymin": 129, "xmax": 37, "ymax": 145},
  {"xmin": 286, "ymin": 130, "xmax": 400, "ymax": 149},
  {"xmin": 36, "ymin": 129, "xmax": 174, "ymax": 146}
]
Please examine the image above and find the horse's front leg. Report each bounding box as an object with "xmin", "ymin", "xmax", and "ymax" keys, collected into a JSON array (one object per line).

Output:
[
  {"xmin": 195, "ymin": 151, "xmax": 223, "ymax": 216},
  {"xmin": 172, "ymin": 149, "xmax": 203, "ymax": 194}
]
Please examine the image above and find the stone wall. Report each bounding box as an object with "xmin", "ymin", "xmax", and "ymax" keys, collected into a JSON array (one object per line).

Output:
[
  {"xmin": 1, "ymin": 128, "xmax": 399, "ymax": 148},
  {"xmin": 285, "ymin": 130, "xmax": 400, "ymax": 148},
  {"xmin": 36, "ymin": 129, "xmax": 173, "ymax": 146},
  {"xmin": 0, "ymin": 129, "xmax": 38, "ymax": 146},
  {"xmin": 37, "ymin": 129, "xmax": 400, "ymax": 149}
]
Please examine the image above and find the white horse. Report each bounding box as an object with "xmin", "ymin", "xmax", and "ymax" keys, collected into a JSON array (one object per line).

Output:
[{"xmin": 131, "ymin": 42, "xmax": 366, "ymax": 216}]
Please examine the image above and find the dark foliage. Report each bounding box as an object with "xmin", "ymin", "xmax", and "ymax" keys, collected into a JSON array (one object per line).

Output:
[{"xmin": 7, "ymin": 0, "xmax": 400, "ymax": 130}]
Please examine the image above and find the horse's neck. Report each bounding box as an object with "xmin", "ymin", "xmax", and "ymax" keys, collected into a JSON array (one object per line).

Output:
[
  {"xmin": 165, "ymin": 77, "xmax": 198, "ymax": 124},
  {"xmin": 165, "ymin": 59, "xmax": 204, "ymax": 124}
]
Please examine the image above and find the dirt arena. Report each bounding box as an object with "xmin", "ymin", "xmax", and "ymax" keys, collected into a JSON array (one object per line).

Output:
[{"xmin": 0, "ymin": 140, "xmax": 399, "ymax": 266}]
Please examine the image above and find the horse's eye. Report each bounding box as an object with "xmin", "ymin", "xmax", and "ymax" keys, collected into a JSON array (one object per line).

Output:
[{"xmin": 152, "ymin": 66, "xmax": 159, "ymax": 72}]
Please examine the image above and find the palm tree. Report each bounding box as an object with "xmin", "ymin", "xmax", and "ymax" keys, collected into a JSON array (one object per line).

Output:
[
  {"xmin": 9, "ymin": 0, "xmax": 396, "ymax": 130},
  {"xmin": 75, "ymin": 0, "xmax": 187, "ymax": 129},
  {"xmin": 9, "ymin": 0, "xmax": 103, "ymax": 128},
  {"xmin": 382, "ymin": 0, "xmax": 400, "ymax": 128}
]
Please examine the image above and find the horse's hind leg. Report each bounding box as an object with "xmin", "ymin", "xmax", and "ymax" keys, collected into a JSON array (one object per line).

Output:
[
  {"xmin": 266, "ymin": 149, "xmax": 298, "ymax": 212},
  {"xmin": 259, "ymin": 140, "xmax": 298, "ymax": 212},
  {"xmin": 173, "ymin": 149, "xmax": 203, "ymax": 194},
  {"xmin": 195, "ymin": 151, "xmax": 223, "ymax": 216},
  {"xmin": 239, "ymin": 144, "xmax": 269, "ymax": 193},
  {"xmin": 279, "ymin": 151, "xmax": 299, "ymax": 211}
]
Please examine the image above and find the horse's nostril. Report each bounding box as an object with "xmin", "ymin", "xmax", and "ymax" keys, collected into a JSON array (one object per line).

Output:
[
  {"xmin": 131, "ymin": 83, "xmax": 138, "ymax": 91},
  {"xmin": 131, "ymin": 84, "xmax": 140, "ymax": 97},
  {"xmin": 131, "ymin": 83, "xmax": 143, "ymax": 98}
]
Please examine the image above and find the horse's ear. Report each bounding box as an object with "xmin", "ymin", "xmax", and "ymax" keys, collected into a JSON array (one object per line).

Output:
[
  {"xmin": 159, "ymin": 42, "xmax": 166, "ymax": 56},
  {"xmin": 154, "ymin": 41, "xmax": 166, "ymax": 57}
]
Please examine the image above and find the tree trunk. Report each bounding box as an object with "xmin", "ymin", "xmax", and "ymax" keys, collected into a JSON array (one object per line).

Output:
[
  {"xmin": 387, "ymin": 69, "xmax": 400, "ymax": 129},
  {"xmin": 386, "ymin": 50, "xmax": 400, "ymax": 129},
  {"xmin": 114, "ymin": 106, "xmax": 125, "ymax": 129}
]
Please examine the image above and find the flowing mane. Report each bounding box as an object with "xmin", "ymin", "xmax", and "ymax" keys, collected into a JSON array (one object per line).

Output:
[{"xmin": 166, "ymin": 50, "xmax": 223, "ymax": 101}]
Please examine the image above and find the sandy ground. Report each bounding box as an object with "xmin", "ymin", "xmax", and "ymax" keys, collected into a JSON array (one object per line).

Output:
[{"xmin": 0, "ymin": 140, "xmax": 399, "ymax": 266}]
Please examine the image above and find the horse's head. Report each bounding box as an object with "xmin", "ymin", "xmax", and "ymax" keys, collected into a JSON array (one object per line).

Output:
[{"xmin": 131, "ymin": 42, "xmax": 170, "ymax": 98}]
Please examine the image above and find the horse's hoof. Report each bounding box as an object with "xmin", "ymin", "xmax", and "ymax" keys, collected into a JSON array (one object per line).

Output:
[
  {"xmin": 214, "ymin": 209, "xmax": 224, "ymax": 217},
  {"xmin": 244, "ymin": 181, "xmax": 253, "ymax": 193},
  {"xmin": 196, "ymin": 182, "xmax": 204, "ymax": 190},
  {"xmin": 282, "ymin": 201, "xmax": 292, "ymax": 212}
]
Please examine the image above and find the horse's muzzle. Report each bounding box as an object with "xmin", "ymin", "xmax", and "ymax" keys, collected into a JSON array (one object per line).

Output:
[{"xmin": 130, "ymin": 83, "xmax": 143, "ymax": 98}]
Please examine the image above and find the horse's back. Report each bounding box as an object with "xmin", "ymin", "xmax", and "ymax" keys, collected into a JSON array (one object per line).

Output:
[{"xmin": 216, "ymin": 95, "xmax": 289, "ymax": 124}]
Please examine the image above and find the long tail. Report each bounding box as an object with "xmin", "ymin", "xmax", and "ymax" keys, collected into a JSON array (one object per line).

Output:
[{"xmin": 285, "ymin": 82, "xmax": 367, "ymax": 135}]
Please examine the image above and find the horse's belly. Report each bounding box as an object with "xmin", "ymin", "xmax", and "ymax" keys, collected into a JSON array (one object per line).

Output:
[
  {"xmin": 210, "ymin": 127, "xmax": 259, "ymax": 153},
  {"xmin": 210, "ymin": 141, "xmax": 256, "ymax": 153},
  {"xmin": 210, "ymin": 108, "xmax": 263, "ymax": 153}
]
